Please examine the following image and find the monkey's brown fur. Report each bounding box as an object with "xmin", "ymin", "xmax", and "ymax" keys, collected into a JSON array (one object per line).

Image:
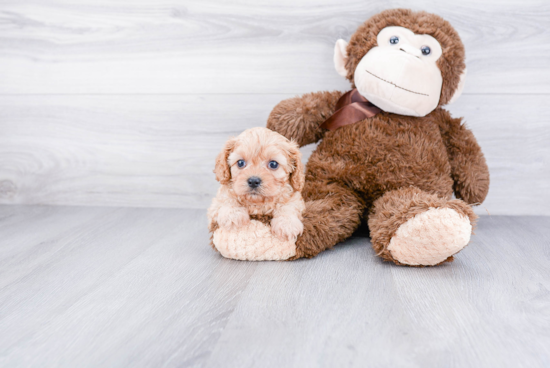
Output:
[{"xmin": 267, "ymin": 9, "xmax": 489, "ymax": 264}]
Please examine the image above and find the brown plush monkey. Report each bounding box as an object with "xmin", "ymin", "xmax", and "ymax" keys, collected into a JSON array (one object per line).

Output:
[{"xmin": 267, "ymin": 9, "xmax": 490, "ymax": 266}]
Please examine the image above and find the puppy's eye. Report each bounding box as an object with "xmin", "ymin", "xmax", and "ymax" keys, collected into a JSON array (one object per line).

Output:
[
  {"xmin": 237, "ymin": 160, "xmax": 246, "ymax": 168},
  {"xmin": 389, "ymin": 36, "xmax": 399, "ymax": 45},
  {"xmin": 268, "ymin": 161, "xmax": 279, "ymax": 170}
]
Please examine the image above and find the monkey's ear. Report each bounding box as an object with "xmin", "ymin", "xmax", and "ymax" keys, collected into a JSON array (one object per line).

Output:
[
  {"xmin": 334, "ymin": 39, "xmax": 349, "ymax": 77},
  {"xmin": 448, "ymin": 68, "xmax": 467, "ymax": 104}
]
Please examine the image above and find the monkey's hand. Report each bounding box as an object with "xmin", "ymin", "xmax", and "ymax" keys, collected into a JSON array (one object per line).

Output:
[
  {"xmin": 452, "ymin": 155, "xmax": 490, "ymax": 205},
  {"xmin": 437, "ymin": 110, "xmax": 490, "ymax": 204},
  {"xmin": 267, "ymin": 91, "xmax": 344, "ymax": 147}
]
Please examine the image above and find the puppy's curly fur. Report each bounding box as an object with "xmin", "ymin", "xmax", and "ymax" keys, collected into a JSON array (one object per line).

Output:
[{"xmin": 208, "ymin": 127, "xmax": 305, "ymax": 244}]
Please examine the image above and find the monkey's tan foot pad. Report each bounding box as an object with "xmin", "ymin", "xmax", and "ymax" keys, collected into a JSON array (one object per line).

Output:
[
  {"xmin": 387, "ymin": 207, "xmax": 472, "ymax": 266},
  {"xmin": 213, "ymin": 220, "xmax": 296, "ymax": 261}
]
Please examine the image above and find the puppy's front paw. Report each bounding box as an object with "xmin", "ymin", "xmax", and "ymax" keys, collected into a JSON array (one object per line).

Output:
[
  {"xmin": 271, "ymin": 215, "xmax": 304, "ymax": 241},
  {"xmin": 217, "ymin": 206, "xmax": 250, "ymax": 229}
]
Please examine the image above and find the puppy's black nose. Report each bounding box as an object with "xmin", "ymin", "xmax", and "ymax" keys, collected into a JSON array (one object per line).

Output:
[{"xmin": 248, "ymin": 176, "xmax": 262, "ymax": 188}]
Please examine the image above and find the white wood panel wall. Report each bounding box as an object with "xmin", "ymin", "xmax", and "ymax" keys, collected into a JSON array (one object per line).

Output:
[{"xmin": 0, "ymin": 0, "xmax": 549, "ymax": 215}]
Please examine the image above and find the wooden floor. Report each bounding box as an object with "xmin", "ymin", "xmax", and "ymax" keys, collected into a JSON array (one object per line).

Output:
[{"xmin": 0, "ymin": 206, "xmax": 549, "ymax": 367}]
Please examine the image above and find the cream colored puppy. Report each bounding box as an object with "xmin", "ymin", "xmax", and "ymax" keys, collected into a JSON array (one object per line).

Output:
[{"xmin": 208, "ymin": 127, "xmax": 305, "ymax": 242}]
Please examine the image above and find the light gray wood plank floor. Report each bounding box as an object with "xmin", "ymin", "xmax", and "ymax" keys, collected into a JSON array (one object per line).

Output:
[{"xmin": 0, "ymin": 205, "xmax": 549, "ymax": 367}]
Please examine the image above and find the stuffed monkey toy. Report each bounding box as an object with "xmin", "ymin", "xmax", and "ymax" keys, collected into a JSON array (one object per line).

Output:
[{"xmin": 266, "ymin": 9, "xmax": 489, "ymax": 266}]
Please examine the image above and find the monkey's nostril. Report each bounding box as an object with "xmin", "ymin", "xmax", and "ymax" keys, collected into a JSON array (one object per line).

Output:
[
  {"xmin": 247, "ymin": 176, "xmax": 262, "ymax": 188},
  {"xmin": 399, "ymin": 47, "xmax": 420, "ymax": 59}
]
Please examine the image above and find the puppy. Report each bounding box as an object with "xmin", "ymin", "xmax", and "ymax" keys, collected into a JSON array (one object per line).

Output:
[{"xmin": 208, "ymin": 127, "xmax": 305, "ymax": 241}]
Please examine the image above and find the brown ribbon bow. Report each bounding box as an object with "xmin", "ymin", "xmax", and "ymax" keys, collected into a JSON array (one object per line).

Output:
[{"xmin": 320, "ymin": 89, "xmax": 381, "ymax": 131}]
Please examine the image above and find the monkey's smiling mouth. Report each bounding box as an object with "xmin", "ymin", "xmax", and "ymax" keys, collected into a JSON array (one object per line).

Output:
[{"xmin": 365, "ymin": 70, "xmax": 429, "ymax": 97}]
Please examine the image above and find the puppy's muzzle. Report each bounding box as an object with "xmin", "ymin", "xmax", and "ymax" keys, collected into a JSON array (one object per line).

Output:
[{"xmin": 247, "ymin": 176, "xmax": 262, "ymax": 189}]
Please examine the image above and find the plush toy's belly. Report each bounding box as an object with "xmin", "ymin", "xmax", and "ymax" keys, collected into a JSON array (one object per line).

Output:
[{"xmin": 308, "ymin": 115, "xmax": 453, "ymax": 198}]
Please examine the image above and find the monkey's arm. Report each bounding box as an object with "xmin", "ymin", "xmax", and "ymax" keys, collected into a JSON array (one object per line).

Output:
[
  {"xmin": 267, "ymin": 91, "xmax": 344, "ymax": 147},
  {"xmin": 437, "ymin": 109, "xmax": 490, "ymax": 204}
]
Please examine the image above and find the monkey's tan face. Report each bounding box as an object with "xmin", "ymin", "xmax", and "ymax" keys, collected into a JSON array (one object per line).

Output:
[
  {"xmin": 355, "ymin": 27, "xmax": 443, "ymax": 117},
  {"xmin": 334, "ymin": 26, "xmax": 462, "ymax": 117}
]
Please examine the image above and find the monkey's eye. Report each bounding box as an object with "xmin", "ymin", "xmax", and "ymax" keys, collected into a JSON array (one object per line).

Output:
[
  {"xmin": 268, "ymin": 161, "xmax": 279, "ymax": 170},
  {"xmin": 421, "ymin": 45, "xmax": 431, "ymax": 56},
  {"xmin": 389, "ymin": 36, "xmax": 399, "ymax": 45},
  {"xmin": 237, "ymin": 160, "xmax": 246, "ymax": 168}
]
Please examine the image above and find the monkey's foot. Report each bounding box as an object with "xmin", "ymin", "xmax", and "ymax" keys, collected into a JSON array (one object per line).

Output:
[
  {"xmin": 387, "ymin": 207, "xmax": 472, "ymax": 266},
  {"xmin": 213, "ymin": 220, "xmax": 296, "ymax": 261},
  {"xmin": 369, "ymin": 187, "xmax": 478, "ymax": 266}
]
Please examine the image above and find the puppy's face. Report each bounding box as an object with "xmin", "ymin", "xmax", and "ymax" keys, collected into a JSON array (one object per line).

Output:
[
  {"xmin": 228, "ymin": 143, "xmax": 289, "ymax": 200},
  {"xmin": 214, "ymin": 128, "xmax": 304, "ymax": 202}
]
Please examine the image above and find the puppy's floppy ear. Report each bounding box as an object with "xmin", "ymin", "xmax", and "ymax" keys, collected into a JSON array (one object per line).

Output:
[
  {"xmin": 288, "ymin": 140, "xmax": 305, "ymax": 192},
  {"xmin": 214, "ymin": 137, "xmax": 237, "ymax": 185}
]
